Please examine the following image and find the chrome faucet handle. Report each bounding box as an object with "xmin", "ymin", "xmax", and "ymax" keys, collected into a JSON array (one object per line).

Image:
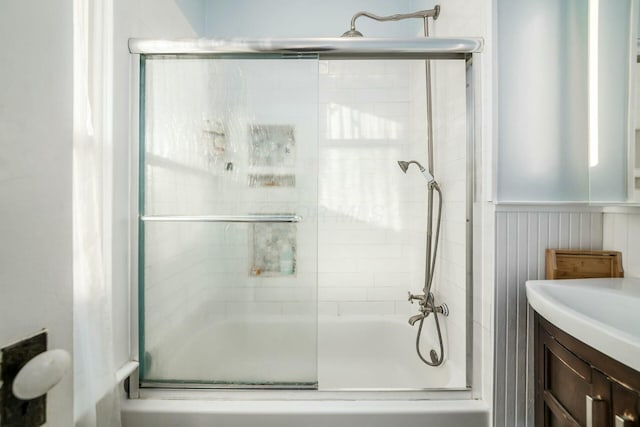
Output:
[{"xmin": 408, "ymin": 292, "xmax": 425, "ymax": 304}]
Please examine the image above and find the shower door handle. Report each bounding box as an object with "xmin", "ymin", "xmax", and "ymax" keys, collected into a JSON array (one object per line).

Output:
[{"xmin": 140, "ymin": 214, "xmax": 302, "ymax": 223}]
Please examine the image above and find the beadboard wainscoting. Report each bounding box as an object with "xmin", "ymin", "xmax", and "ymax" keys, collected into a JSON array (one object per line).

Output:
[
  {"xmin": 603, "ymin": 207, "xmax": 640, "ymax": 278},
  {"xmin": 493, "ymin": 207, "xmax": 604, "ymax": 427}
]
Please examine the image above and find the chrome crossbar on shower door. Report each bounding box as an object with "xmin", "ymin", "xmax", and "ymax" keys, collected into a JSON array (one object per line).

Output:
[{"xmin": 140, "ymin": 214, "xmax": 302, "ymax": 223}]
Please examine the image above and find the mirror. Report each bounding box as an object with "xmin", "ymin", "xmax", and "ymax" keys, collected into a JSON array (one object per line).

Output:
[
  {"xmin": 588, "ymin": 0, "xmax": 636, "ymax": 202},
  {"xmin": 633, "ymin": 39, "xmax": 640, "ymax": 201},
  {"xmin": 495, "ymin": 0, "xmax": 638, "ymax": 203}
]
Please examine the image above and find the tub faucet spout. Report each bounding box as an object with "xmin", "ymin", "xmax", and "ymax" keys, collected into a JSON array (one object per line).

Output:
[{"xmin": 408, "ymin": 313, "xmax": 425, "ymax": 326}]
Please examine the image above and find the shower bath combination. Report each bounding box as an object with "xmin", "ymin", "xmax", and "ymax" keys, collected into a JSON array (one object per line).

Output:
[
  {"xmin": 342, "ymin": 6, "xmax": 449, "ymax": 367},
  {"xmin": 131, "ymin": 1, "xmax": 481, "ymax": 397}
]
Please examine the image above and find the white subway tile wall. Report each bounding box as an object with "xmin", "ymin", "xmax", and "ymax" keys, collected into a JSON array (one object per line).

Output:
[
  {"xmin": 318, "ymin": 59, "xmax": 467, "ymax": 387},
  {"xmin": 317, "ymin": 59, "xmax": 428, "ymax": 318}
]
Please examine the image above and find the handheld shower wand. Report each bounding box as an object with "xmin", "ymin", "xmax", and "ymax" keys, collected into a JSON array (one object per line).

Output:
[
  {"xmin": 397, "ymin": 160, "xmax": 435, "ymax": 184},
  {"xmin": 398, "ymin": 159, "xmax": 447, "ymax": 367}
]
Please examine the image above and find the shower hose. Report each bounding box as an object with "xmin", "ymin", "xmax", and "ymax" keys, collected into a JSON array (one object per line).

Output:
[{"xmin": 416, "ymin": 182, "xmax": 445, "ymax": 366}]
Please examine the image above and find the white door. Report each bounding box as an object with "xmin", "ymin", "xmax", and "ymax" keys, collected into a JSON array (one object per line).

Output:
[{"xmin": 0, "ymin": 1, "xmax": 75, "ymax": 425}]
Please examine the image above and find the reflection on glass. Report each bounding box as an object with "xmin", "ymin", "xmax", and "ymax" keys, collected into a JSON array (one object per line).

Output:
[
  {"xmin": 634, "ymin": 44, "xmax": 640, "ymax": 200},
  {"xmin": 250, "ymin": 222, "xmax": 297, "ymax": 276},
  {"xmin": 589, "ymin": 0, "xmax": 631, "ymax": 201},
  {"xmin": 140, "ymin": 56, "xmax": 319, "ymax": 386},
  {"xmin": 498, "ymin": 0, "xmax": 589, "ymax": 201},
  {"xmin": 249, "ymin": 124, "xmax": 296, "ymax": 167}
]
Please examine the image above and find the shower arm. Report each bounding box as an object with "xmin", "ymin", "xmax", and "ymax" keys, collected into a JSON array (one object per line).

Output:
[{"xmin": 347, "ymin": 7, "xmax": 440, "ymax": 34}]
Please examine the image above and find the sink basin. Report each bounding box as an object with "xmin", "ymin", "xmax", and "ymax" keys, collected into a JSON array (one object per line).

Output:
[{"xmin": 526, "ymin": 277, "xmax": 640, "ymax": 371}]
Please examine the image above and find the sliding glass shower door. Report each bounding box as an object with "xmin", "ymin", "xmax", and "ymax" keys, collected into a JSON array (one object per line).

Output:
[{"xmin": 139, "ymin": 55, "xmax": 319, "ymax": 387}]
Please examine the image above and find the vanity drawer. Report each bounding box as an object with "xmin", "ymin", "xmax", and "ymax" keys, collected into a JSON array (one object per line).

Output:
[
  {"xmin": 535, "ymin": 314, "xmax": 640, "ymax": 427},
  {"xmin": 540, "ymin": 326, "xmax": 591, "ymax": 426}
]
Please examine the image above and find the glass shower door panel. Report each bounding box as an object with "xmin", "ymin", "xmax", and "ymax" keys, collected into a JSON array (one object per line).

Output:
[
  {"xmin": 317, "ymin": 59, "xmax": 468, "ymax": 389},
  {"xmin": 140, "ymin": 56, "xmax": 319, "ymax": 386},
  {"xmin": 141, "ymin": 221, "xmax": 317, "ymax": 385}
]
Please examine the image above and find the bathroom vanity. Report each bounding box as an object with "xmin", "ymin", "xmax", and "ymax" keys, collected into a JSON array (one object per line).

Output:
[{"xmin": 526, "ymin": 278, "xmax": 640, "ymax": 427}]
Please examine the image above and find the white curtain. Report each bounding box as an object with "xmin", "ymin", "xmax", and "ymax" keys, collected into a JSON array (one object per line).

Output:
[{"xmin": 73, "ymin": 0, "xmax": 122, "ymax": 425}]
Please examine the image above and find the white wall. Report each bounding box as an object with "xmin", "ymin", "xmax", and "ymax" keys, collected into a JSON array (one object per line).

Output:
[
  {"xmin": 603, "ymin": 208, "xmax": 640, "ymax": 278},
  {"xmin": 203, "ymin": 0, "xmax": 433, "ymax": 38},
  {"xmin": 0, "ymin": 1, "xmax": 74, "ymax": 425}
]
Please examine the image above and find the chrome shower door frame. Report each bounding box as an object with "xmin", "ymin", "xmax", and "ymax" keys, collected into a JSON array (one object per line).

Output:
[{"xmin": 129, "ymin": 37, "xmax": 482, "ymax": 395}]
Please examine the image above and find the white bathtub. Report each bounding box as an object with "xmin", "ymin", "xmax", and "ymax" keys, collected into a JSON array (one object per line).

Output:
[
  {"xmin": 121, "ymin": 398, "xmax": 489, "ymax": 427},
  {"xmin": 317, "ymin": 316, "xmax": 463, "ymax": 389},
  {"xmin": 123, "ymin": 316, "xmax": 486, "ymax": 426},
  {"xmin": 144, "ymin": 315, "xmax": 463, "ymax": 389}
]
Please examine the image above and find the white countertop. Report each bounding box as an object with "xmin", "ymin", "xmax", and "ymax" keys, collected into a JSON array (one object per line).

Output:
[{"xmin": 526, "ymin": 277, "xmax": 640, "ymax": 372}]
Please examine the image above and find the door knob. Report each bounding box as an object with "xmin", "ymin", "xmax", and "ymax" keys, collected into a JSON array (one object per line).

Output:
[{"xmin": 12, "ymin": 349, "xmax": 71, "ymax": 400}]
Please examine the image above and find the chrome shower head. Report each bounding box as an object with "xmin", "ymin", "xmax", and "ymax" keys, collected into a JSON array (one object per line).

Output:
[
  {"xmin": 397, "ymin": 160, "xmax": 425, "ymax": 174},
  {"xmin": 397, "ymin": 160, "xmax": 411, "ymax": 174},
  {"xmin": 341, "ymin": 28, "xmax": 364, "ymax": 37},
  {"xmin": 397, "ymin": 160, "xmax": 435, "ymax": 183}
]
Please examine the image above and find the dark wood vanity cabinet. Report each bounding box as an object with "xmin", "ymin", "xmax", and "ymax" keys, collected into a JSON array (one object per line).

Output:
[{"xmin": 535, "ymin": 313, "xmax": 640, "ymax": 427}]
